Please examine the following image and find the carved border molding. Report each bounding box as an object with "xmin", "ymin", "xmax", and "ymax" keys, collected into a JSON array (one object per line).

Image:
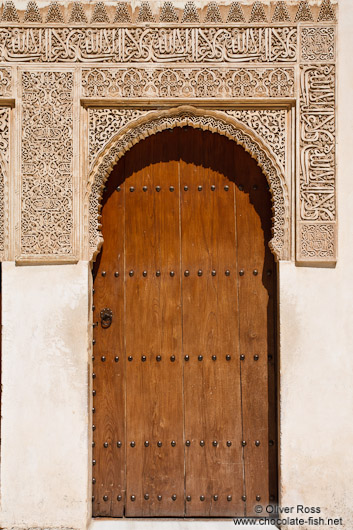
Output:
[
  {"xmin": 86, "ymin": 106, "xmax": 290, "ymax": 262},
  {"xmin": 0, "ymin": 107, "xmax": 9, "ymax": 259},
  {"xmin": 81, "ymin": 66, "xmax": 295, "ymax": 99}
]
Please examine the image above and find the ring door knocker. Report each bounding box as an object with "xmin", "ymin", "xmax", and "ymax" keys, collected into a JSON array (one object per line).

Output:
[{"xmin": 100, "ymin": 308, "xmax": 113, "ymax": 329}]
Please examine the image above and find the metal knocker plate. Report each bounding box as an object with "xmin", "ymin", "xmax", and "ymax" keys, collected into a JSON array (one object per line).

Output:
[{"xmin": 100, "ymin": 308, "xmax": 113, "ymax": 329}]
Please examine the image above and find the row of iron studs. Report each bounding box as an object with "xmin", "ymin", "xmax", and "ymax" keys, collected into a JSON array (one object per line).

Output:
[
  {"xmin": 99, "ymin": 269, "xmax": 269, "ymax": 276},
  {"xmin": 92, "ymin": 493, "xmax": 273, "ymax": 503},
  {"xmin": 92, "ymin": 439, "xmax": 272, "ymax": 448},
  {"xmin": 117, "ymin": 184, "xmax": 258, "ymax": 192},
  {"xmin": 93, "ymin": 354, "xmax": 270, "ymax": 360}
]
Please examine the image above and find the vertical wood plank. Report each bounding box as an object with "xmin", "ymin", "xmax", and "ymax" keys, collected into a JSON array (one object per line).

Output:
[
  {"xmin": 92, "ymin": 158, "xmax": 126, "ymax": 517},
  {"xmin": 234, "ymin": 152, "xmax": 277, "ymax": 516},
  {"xmin": 181, "ymin": 131, "xmax": 244, "ymax": 517},
  {"xmin": 124, "ymin": 133, "xmax": 184, "ymax": 517}
]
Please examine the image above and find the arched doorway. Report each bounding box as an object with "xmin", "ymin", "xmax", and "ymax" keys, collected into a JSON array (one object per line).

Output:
[{"xmin": 91, "ymin": 128, "xmax": 277, "ymax": 518}]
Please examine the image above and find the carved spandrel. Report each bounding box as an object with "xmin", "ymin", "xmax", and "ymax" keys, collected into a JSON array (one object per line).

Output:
[{"xmin": 0, "ymin": 27, "xmax": 297, "ymax": 63}]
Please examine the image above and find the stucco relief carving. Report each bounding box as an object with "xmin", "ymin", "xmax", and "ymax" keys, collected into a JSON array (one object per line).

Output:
[
  {"xmin": 299, "ymin": 223, "xmax": 334, "ymax": 259},
  {"xmin": 0, "ymin": 68, "xmax": 11, "ymax": 97},
  {"xmin": 0, "ymin": 108, "xmax": 9, "ymax": 257},
  {"xmin": 82, "ymin": 67, "xmax": 295, "ymax": 99},
  {"xmin": 87, "ymin": 107, "xmax": 290, "ymax": 262},
  {"xmin": 0, "ymin": 27, "xmax": 297, "ymax": 63},
  {"xmin": 301, "ymin": 27, "xmax": 335, "ymax": 62},
  {"xmin": 0, "ymin": 0, "xmax": 336, "ymax": 264},
  {"xmin": 298, "ymin": 64, "xmax": 335, "ymax": 261},
  {"xmin": 89, "ymin": 107, "xmax": 286, "ymax": 173},
  {"xmin": 21, "ymin": 71, "xmax": 74, "ymax": 258}
]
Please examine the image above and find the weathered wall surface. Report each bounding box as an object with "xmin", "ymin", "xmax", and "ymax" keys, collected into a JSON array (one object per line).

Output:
[{"xmin": 0, "ymin": 262, "xmax": 91, "ymax": 529}]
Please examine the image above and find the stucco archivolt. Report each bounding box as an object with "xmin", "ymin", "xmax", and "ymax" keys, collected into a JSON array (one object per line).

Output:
[{"xmin": 86, "ymin": 106, "xmax": 290, "ymax": 262}]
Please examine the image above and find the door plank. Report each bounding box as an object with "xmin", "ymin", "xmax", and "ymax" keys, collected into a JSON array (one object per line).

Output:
[
  {"xmin": 92, "ymin": 160, "xmax": 126, "ymax": 517},
  {"xmin": 181, "ymin": 131, "xmax": 244, "ymax": 517},
  {"xmin": 124, "ymin": 134, "xmax": 184, "ymax": 517},
  {"xmin": 234, "ymin": 155, "xmax": 276, "ymax": 516}
]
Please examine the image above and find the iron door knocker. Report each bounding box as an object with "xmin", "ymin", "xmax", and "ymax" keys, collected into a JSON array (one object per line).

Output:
[{"xmin": 100, "ymin": 308, "xmax": 113, "ymax": 328}]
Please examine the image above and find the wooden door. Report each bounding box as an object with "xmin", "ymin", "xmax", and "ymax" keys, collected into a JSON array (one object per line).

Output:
[{"xmin": 92, "ymin": 128, "xmax": 277, "ymax": 518}]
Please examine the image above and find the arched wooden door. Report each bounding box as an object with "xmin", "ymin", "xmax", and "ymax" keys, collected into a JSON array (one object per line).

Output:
[{"xmin": 92, "ymin": 128, "xmax": 277, "ymax": 518}]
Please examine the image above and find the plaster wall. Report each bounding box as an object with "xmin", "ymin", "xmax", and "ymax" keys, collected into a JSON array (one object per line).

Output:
[
  {"xmin": 0, "ymin": 1, "xmax": 352, "ymax": 530},
  {"xmin": 0, "ymin": 262, "xmax": 91, "ymax": 529}
]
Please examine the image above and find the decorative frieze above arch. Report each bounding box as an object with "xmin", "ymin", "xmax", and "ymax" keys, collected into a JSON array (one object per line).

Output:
[
  {"xmin": 86, "ymin": 106, "xmax": 290, "ymax": 262},
  {"xmin": 0, "ymin": 0, "xmax": 337, "ymax": 264}
]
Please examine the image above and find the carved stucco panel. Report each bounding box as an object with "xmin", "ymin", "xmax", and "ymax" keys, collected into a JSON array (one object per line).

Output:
[
  {"xmin": 0, "ymin": 67, "xmax": 11, "ymax": 97},
  {"xmin": 81, "ymin": 67, "xmax": 295, "ymax": 99},
  {"xmin": 86, "ymin": 107, "xmax": 290, "ymax": 263},
  {"xmin": 300, "ymin": 26, "xmax": 335, "ymax": 62},
  {"xmin": 0, "ymin": 27, "xmax": 298, "ymax": 64},
  {"xmin": 297, "ymin": 63, "xmax": 335, "ymax": 262},
  {"xmin": 20, "ymin": 70, "xmax": 74, "ymax": 259}
]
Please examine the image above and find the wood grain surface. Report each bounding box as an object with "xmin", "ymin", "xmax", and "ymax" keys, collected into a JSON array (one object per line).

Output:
[{"xmin": 92, "ymin": 128, "xmax": 277, "ymax": 518}]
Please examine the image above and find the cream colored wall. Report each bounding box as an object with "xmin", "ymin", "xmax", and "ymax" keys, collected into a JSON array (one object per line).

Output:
[{"xmin": 0, "ymin": 262, "xmax": 91, "ymax": 530}]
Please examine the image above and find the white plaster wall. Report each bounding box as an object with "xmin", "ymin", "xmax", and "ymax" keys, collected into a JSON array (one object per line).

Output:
[
  {"xmin": 0, "ymin": 262, "xmax": 91, "ymax": 530},
  {"xmin": 279, "ymin": 0, "xmax": 353, "ymax": 527}
]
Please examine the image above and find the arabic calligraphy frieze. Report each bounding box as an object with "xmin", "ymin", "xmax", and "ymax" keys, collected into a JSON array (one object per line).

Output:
[{"xmin": 0, "ymin": 26, "xmax": 297, "ymax": 63}]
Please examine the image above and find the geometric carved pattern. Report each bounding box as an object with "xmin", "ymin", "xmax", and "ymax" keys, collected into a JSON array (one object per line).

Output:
[
  {"xmin": 21, "ymin": 71, "xmax": 74, "ymax": 257},
  {"xmin": 298, "ymin": 223, "xmax": 335, "ymax": 260},
  {"xmin": 204, "ymin": 2, "xmax": 223, "ymax": 23},
  {"xmin": 295, "ymin": 1, "xmax": 314, "ymax": 22},
  {"xmin": 181, "ymin": 1, "xmax": 200, "ymax": 23},
  {"xmin": 226, "ymin": 2, "xmax": 246, "ymax": 23},
  {"xmin": 272, "ymin": 1, "xmax": 291, "ymax": 23},
  {"xmin": 24, "ymin": 1, "xmax": 42, "ymax": 23},
  {"xmin": 136, "ymin": 1, "xmax": 155, "ymax": 23},
  {"xmin": 1, "ymin": 0, "xmax": 19, "ymax": 22},
  {"xmin": 301, "ymin": 27, "xmax": 335, "ymax": 62},
  {"xmin": 317, "ymin": 0, "xmax": 335, "ymax": 22},
  {"xmin": 90, "ymin": 2, "xmax": 110, "ymax": 23},
  {"xmin": 298, "ymin": 64, "xmax": 335, "ymax": 261},
  {"xmin": 0, "ymin": 68, "xmax": 11, "ymax": 97},
  {"xmin": 0, "ymin": 108, "xmax": 9, "ymax": 257},
  {"xmin": 0, "ymin": 27, "xmax": 298, "ymax": 63},
  {"xmin": 113, "ymin": 2, "xmax": 132, "ymax": 23},
  {"xmin": 159, "ymin": 1, "xmax": 178, "ymax": 23},
  {"xmin": 69, "ymin": 2, "xmax": 88, "ymax": 24},
  {"xmin": 0, "ymin": 0, "xmax": 338, "ymax": 26},
  {"xmin": 81, "ymin": 67, "xmax": 295, "ymax": 99},
  {"xmin": 87, "ymin": 108, "xmax": 290, "ymax": 262},
  {"xmin": 249, "ymin": 1, "xmax": 268, "ymax": 23},
  {"xmin": 45, "ymin": 1, "xmax": 64, "ymax": 23}
]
